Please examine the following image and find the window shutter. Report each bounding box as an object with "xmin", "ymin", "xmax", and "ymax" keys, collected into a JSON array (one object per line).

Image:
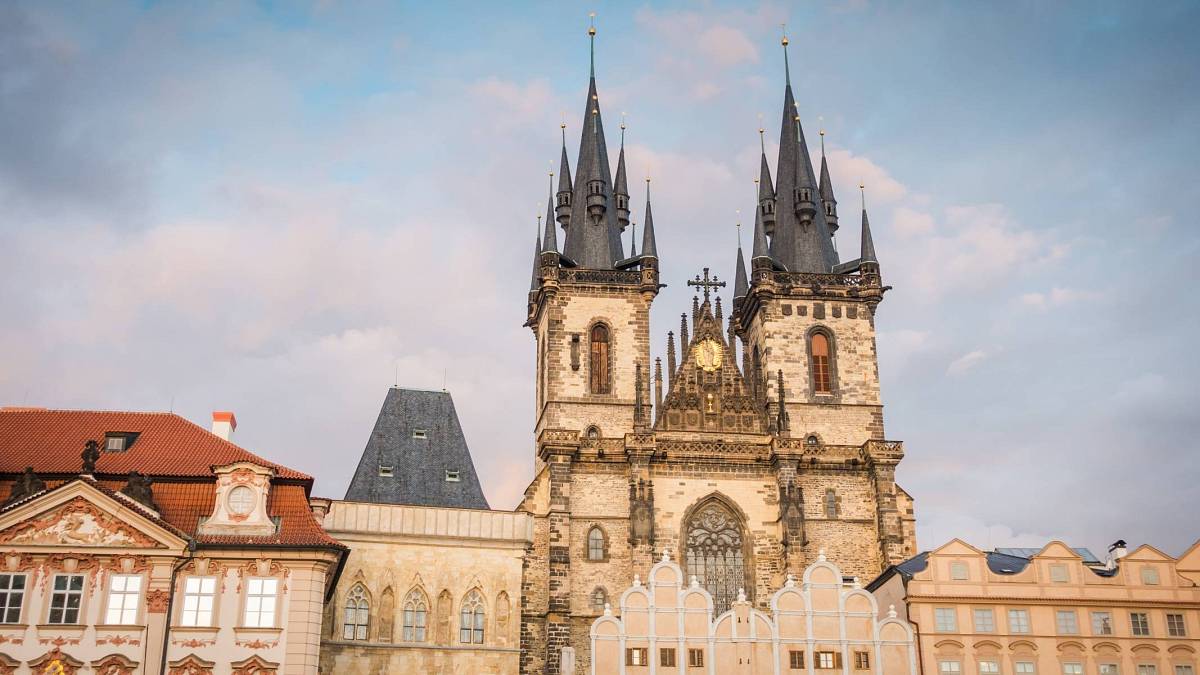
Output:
[{"xmin": 835, "ymin": 652, "xmax": 843, "ymax": 668}]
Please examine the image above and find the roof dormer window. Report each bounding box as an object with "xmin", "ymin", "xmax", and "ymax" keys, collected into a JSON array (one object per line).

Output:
[
  {"xmin": 379, "ymin": 465, "xmax": 394, "ymax": 477},
  {"xmin": 104, "ymin": 432, "xmax": 138, "ymax": 452},
  {"xmin": 445, "ymin": 470, "xmax": 460, "ymax": 482},
  {"xmin": 413, "ymin": 429, "xmax": 427, "ymax": 440}
]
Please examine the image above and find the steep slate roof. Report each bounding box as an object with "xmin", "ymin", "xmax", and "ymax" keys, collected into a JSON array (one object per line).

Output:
[
  {"xmin": 344, "ymin": 388, "xmax": 489, "ymax": 509},
  {"xmin": 0, "ymin": 408, "xmax": 341, "ymax": 549}
]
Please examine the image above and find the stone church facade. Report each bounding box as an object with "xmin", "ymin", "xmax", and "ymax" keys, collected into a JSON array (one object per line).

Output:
[{"xmin": 517, "ymin": 25, "xmax": 917, "ymax": 675}]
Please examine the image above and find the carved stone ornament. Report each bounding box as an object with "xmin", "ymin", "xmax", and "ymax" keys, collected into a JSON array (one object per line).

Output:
[
  {"xmin": 118, "ymin": 472, "xmax": 159, "ymax": 513},
  {"xmin": 231, "ymin": 655, "xmax": 279, "ymax": 675},
  {"xmin": 92, "ymin": 653, "xmax": 139, "ymax": 675},
  {"xmin": 197, "ymin": 462, "xmax": 276, "ymax": 537},
  {"xmin": 628, "ymin": 479, "xmax": 654, "ymax": 546},
  {"xmin": 168, "ymin": 654, "xmax": 215, "ymax": 675},
  {"xmin": 778, "ymin": 477, "xmax": 807, "ymax": 549},
  {"xmin": 145, "ymin": 589, "xmax": 170, "ymax": 614},
  {"xmin": 0, "ymin": 498, "xmax": 159, "ymax": 548},
  {"xmin": 1, "ymin": 467, "xmax": 46, "ymax": 507},
  {"xmin": 81, "ymin": 440, "xmax": 101, "ymax": 475},
  {"xmin": 29, "ymin": 648, "xmax": 84, "ymax": 675}
]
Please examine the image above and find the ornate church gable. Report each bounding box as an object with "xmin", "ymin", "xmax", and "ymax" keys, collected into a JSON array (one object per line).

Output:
[
  {"xmin": 0, "ymin": 480, "xmax": 183, "ymax": 550},
  {"xmin": 655, "ymin": 269, "xmax": 768, "ymax": 434}
]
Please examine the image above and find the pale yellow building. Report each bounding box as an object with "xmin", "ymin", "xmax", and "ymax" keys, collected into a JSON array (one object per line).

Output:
[
  {"xmin": 316, "ymin": 499, "xmax": 532, "ymax": 675},
  {"xmin": 868, "ymin": 539, "xmax": 1200, "ymax": 675},
  {"xmin": 591, "ymin": 551, "xmax": 918, "ymax": 675}
]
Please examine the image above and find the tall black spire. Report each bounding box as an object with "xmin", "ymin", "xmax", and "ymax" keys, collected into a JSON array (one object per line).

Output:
[
  {"xmin": 758, "ymin": 126, "xmax": 777, "ymax": 237},
  {"xmin": 769, "ymin": 31, "xmax": 839, "ymax": 273},
  {"xmin": 859, "ymin": 184, "xmax": 877, "ymax": 263},
  {"xmin": 561, "ymin": 17, "xmax": 624, "ymax": 269},
  {"xmin": 751, "ymin": 180, "xmax": 772, "ymax": 264},
  {"xmin": 614, "ymin": 116, "xmax": 631, "ymax": 231},
  {"xmin": 733, "ymin": 221, "xmax": 749, "ymax": 300},
  {"xmin": 818, "ymin": 130, "xmax": 839, "ymax": 234},
  {"xmin": 641, "ymin": 177, "xmax": 658, "ymax": 259},
  {"xmin": 555, "ymin": 123, "xmax": 573, "ymax": 228},
  {"xmin": 543, "ymin": 172, "xmax": 559, "ymax": 254}
]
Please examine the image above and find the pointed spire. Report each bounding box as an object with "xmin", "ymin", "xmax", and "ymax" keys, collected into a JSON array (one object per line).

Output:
[
  {"xmin": 776, "ymin": 369, "xmax": 790, "ymax": 434},
  {"xmin": 666, "ymin": 331, "xmax": 677, "ymax": 384},
  {"xmin": 629, "ymin": 218, "xmax": 637, "ymax": 257},
  {"xmin": 543, "ymin": 172, "xmax": 558, "ymax": 253},
  {"xmin": 758, "ymin": 125, "xmax": 777, "ymax": 237},
  {"xmin": 751, "ymin": 180, "xmax": 771, "ymax": 262},
  {"xmin": 641, "ymin": 176, "xmax": 658, "ymax": 258},
  {"xmin": 529, "ymin": 214, "xmax": 542, "ymax": 292},
  {"xmin": 614, "ymin": 114, "xmax": 630, "ymax": 230},
  {"xmin": 859, "ymin": 183, "xmax": 877, "ymax": 263},
  {"xmin": 734, "ymin": 219, "xmax": 749, "ymax": 299},
  {"xmin": 634, "ymin": 361, "xmax": 644, "ymax": 428},
  {"xmin": 680, "ymin": 313, "xmax": 690, "ymax": 351},
  {"xmin": 562, "ymin": 14, "xmax": 623, "ymax": 269},
  {"xmin": 555, "ymin": 122, "xmax": 573, "ymax": 227},
  {"xmin": 715, "ymin": 296, "xmax": 723, "ymax": 324},
  {"xmin": 818, "ymin": 128, "xmax": 839, "ymax": 234}
]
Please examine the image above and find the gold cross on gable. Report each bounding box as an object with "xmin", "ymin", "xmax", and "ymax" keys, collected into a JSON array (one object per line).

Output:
[{"xmin": 686, "ymin": 267, "xmax": 726, "ymax": 302}]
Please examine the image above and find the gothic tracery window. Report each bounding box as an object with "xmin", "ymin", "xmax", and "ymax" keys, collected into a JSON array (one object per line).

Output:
[
  {"xmin": 459, "ymin": 589, "xmax": 485, "ymax": 644},
  {"xmin": 587, "ymin": 526, "xmax": 607, "ymax": 561},
  {"xmin": 589, "ymin": 323, "xmax": 611, "ymax": 394},
  {"xmin": 342, "ymin": 584, "xmax": 369, "ymax": 641},
  {"xmin": 684, "ymin": 499, "xmax": 749, "ymax": 615},
  {"xmin": 811, "ymin": 331, "xmax": 833, "ymax": 394},
  {"xmin": 402, "ymin": 588, "xmax": 427, "ymax": 642}
]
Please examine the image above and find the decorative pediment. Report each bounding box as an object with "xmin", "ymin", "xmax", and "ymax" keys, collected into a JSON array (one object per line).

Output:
[
  {"xmin": 198, "ymin": 462, "xmax": 276, "ymax": 537},
  {"xmin": 0, "ymin": 486, "xmax": 175, "ymax": 549},
  {"xmin": 656, "ymin": 285, "xmax": 768, "ymax": 434}
]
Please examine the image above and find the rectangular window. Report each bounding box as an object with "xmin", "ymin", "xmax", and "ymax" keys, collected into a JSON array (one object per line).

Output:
[
  {"xmin": 378, "ymin": 465, "xmax": 393, "ymax": 477},
  {"xmin": 1016, "ymin": 663, "xmax": 1036, "ymax": 674},
  {"xmin": 1141, "ymin": 567, "xmax": 1160, "ymax": 585},
  {"xmin": 688, "ymin": 648, "xmax": 704, "ymax": 667},
  {"xmin": 243, "ymin": 577, "xmax": 278, "ymax": 628},
  {"xmin": 817, "ymin": 652, "xmax": 836, "ymax": 669},
  {"xmin": 1009, "ymin": 608, "xmax": 1031, "ymax": 633},
  {"xmin": 181, "ymin": 576, "xmax": 217, "ymax": 627},
  {"xmin": 1057, "ymin": 610, "xmax": 1079, "ymax": 634},
  {"xmin": 1136, "ymin": 667, "xmax": 1157, "ymax": 675},
  {"xmin": 1063, "ymin": 665, "xmax": 1084, "ymax": 675},
  {"xmin": 660, "ymin": 648, "xmax": 675, "ymax": 667},
  {"xmin": 789, "ymin": 650, "xmax": 805, "ymax": 669},
  {"xmin": 104, "ymin": 574, "xmax": 142, "ymax": 625},
  {"xmin": 625, "ymin": 647, "xmax": 648, "ymax": 666},
  {"xmin": 445, "ymin": 470, "xmax": 460, "ymax": 482},
  {"xmin": 936, "ymin": 607, "xmax": 958, "ymax": 632},
  {"xmin": 412, "ymin": 429, "xmax": 427, "ymax": 439},
  {"xmin": 974, "ymin": 608, "xmax": 996, "ymax": 632},
  {"xmin": 105, "ymin": 435, "xmax": 127, "ymax": 451},
  {"xmin": 49, "ymin": 575, "xmax": 84, "ymax": 624},
  {"xmin": 1167, "ymin": 613, "xmax": 1186, "ymax": 637},
  {"xmin": 1131, "ymin": 612, "xmax": 1151, "ymax": 636},
  {"xmin": 939, "ymin": 662, "xmax": 962, "ymax": 674},
  {"xmin": 1100, "ymin": 666, "xmax": 1120, "ymax": 675},
  {"xmin": 0, "ymin": 574, "xmax": 26, "ymax": 623},
  {"xmin": 1176, "ymin": 667, "xmax": 1195, "ymax": 675},
  {"xmin": 980, "ymin": 661, "xmax": 1000, "ymax": 674},
  {"xmin": 855, "ymin": 651, "xmax": 870, "ymax": 669},
  {"xmin": 951, "ymin": 562, "xmax": 969, "ymax": 580},
  {"xmin": 1093, "ymin": 611, "xmax": 1114, "ymax": 635},
  {"xmin": 1049, "ymin": 564, "xmax": 1069, "ymax": 583}
]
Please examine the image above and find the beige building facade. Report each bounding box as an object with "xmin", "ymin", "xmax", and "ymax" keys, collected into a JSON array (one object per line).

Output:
[
  {"xmin": 869, "ymin": 539, "xmax": 1200, "ymax": 675},
  {"xmin": 591, "ymin": 551, "xmax": 917, "ymax": 675},
  {"xmin": 316, "ymin": 499, "xmax": 532, "ymax": 675}
]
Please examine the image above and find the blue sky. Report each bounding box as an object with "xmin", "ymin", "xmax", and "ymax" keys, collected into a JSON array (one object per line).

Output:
[{"xmin": 2, "ymin": 1, "xmax": 1197, "ymax": 557}]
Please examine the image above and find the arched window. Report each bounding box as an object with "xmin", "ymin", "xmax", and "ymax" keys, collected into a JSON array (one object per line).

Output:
[
  {"xmin": 825, "ymin": 489, "xmax": 839, "ymax": 519},
  {"xmin": 378, "ymin": 586, "xmax": 395, "ymax": 642},
  {"xmin": 587, "ymin": 526, "xmax": 607, "ymax": 561},
  {"xmin": 684, "ymin": 498, "xmax": 749, "ymax": 614},
  {"xmin": 590, "ymin": 587, "xmax": 608, "ymax": 613},
  {"xmin": 459, "ymin": 590, "xmax": 485, "ymax": 644},
  {"xmin": 342, "ymin": 584, "xmax": 369, "ymax": 641},
  {"xmin": 589, "ymin": 324, "xmax": 611, "ymax": 394},
  {"xmin": 810, "ymin": 331, "xmax": 833, "ymax": 394},
  {"xmin": 402, "ymin": 588, "xmax": 428, "ymax": 643},
  {"xmin": 585, "ymin": 425, "xmax": 601, "ymax": 439}
]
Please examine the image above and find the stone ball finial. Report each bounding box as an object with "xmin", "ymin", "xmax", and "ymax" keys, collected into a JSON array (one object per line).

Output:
[
  {"xmin": 633, "ymin": 574, "xmax": 642, "ymax": 587},
  {"xmin": 604, "ymin": 602, "xmax": 612, "ymax": 616},
  {"xmin": 690, "ymin": 575, "xmax": 699, "ymax": 588},
  {"xmin": 818, "ymin": 548, "xmax": 827, "ymax": 562},
  {"xmin": 786, "ymin": 573, "xmax": 796, "ymax": 588},
  {"xmin": 888, "ymin": 604, "xmax": 897, "ymax": 619},
  {"xmin": 737, "ymin": 587, "xmax": 746, "ymax": 602}
]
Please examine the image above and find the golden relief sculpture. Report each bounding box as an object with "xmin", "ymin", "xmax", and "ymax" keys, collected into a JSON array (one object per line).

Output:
[{"xmin": 691, "ymin": 338, "xmax": 723, "ymax": 372}]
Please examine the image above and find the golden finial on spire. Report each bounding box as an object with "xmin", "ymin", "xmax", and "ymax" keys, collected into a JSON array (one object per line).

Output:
[
  {"xmin": 620, "ymin": 111, "xmax": 626, "ymax": 130},
  {"xmin": 781, "ymin": 23, "xmax": 788, "ymax": 46},
  {"xmin": 588, "ymin": 12, "xmax": 596, "ymax": 36},
  {"xmin": 859, "ymin": 181, "xmax": 866, "ymax": 209}
]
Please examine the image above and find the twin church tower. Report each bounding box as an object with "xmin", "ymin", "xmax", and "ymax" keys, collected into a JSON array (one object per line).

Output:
[{"xmin": 518, "ymin": 22, "xmax": 915, "ymax": 675}]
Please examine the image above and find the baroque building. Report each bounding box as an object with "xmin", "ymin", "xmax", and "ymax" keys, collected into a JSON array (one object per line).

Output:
[{"xmin": 518, "ymin": 24, "xmax": 917, "ymax": 675}]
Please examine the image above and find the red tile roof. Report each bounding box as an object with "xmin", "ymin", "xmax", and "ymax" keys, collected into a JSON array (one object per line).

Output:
[
  {"xmin": 0, "ymin": 408, "xmax": 309, "ymax": 480},
  {"xmin": 0, "ymin": 409, "xmax": 342, "ymax": 550}
]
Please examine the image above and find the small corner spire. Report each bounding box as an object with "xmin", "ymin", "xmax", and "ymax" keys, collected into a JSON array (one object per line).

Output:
[
  {"xmin": 641, "ymin": 175, "xmax": 658, "ymax": 258},
  {"xmin": 734, "ymin": 216, "xmax": 749, "ymax": 300},
  {"xmin": 543, "ymin": 171, "xmax": 559, "ymax": 253},
  {"xmin": 859, "ymin": 182, "xmax": 877, "ymax": 263},
  {"xmin": 818, "ymin": 126, "xmax": 839, "ymax": 234},
  {"xmin": 614, "ymin": 114, "xmax": 630, "ymax": 230},
  {"xmin": 751, "ymin": 179, "xmax": 771, "ymax": 261}
]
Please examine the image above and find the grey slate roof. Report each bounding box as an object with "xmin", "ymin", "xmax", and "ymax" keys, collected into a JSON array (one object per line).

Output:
[
  {"xmin": 562, "ymin": 74, "xmax": 625, "ymax": 269},
  {"xmin": 344, "ymin": 388, "xmax": 489, "ymax": 509}
]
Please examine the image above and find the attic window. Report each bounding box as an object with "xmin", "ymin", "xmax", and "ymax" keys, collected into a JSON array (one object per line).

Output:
[
  {"xmin": 379, "ymin": 465, "xmax": 394, "ymax": 477},
  {"xmin": 413, "ymin": 429, "xmax": 427, "ymax": 439},
  {"xmin": 104, "ymin": 432, "xmax": 138, "ymax": 452},
  {"xmin": 445, "ymin": 470, "xmax": 461, "ymax": 483},
  {"xmin": 806, "ymin": 435, "xmax": 819, "ymax": 446}
]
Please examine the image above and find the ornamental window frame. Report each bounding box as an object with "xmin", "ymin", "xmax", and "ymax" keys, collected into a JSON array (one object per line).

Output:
[
  {"xmin": 178, "ymin": 575, "xmax": 219, "ymax": 627},
  {"xmin": 342, "ymin": 583, "xmax": 370, "ymax": 640},
  {"xmin": 242, "ymin": 576, "xmax": 280, "ymax": 629},
  {"xmin": 103, "ymin": 573, "xmax": 144, "ymax": 626},
  {"xmin": 0, "ymin": 573, "xmax": 27, "ymax": 624},
  {"xmin": 459, "ymin": 589, "xmax": 485, "ymax": 645},
  {"xmin": 402, "ymin": 587, "xmax": 429, "ymax": 643},
  {"xmin": 47, "ymin": 573, "xmax": 86, "ymax": 625},
  {"xmin": 587, "ymin": 525, "xmax": 608, "ymax": 562},
  {"xmin": 806, "ymin": 326, "xmax": 840, "ymax": 398},
  {"xmin": 588, "ymin": 321, "xmax": 613, "ymax": 395}
]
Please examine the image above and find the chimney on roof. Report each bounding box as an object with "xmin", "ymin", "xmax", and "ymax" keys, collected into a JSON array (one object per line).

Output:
[
  {"xmin": 1106, "ymin": 539, "xmax": 1128, "ymax": 570},
  {"xmin": 211, "ymin": 411, "xmax": 237, "ymax": 441}
]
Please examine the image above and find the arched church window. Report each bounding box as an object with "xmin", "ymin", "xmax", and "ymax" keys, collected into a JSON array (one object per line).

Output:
[
  {"xmin": 684, "ymin": 499, "xmax": 748, "ymax": 615},
  {"xmin": 806, "ymin": 434, "xmax": 819, "ymax": 446},
  {"xmin": 825, "ymin": 489, "xmax": 839, "ymax": 519},
  {"xmin": 810, "ymin": 331, "xmax": 833, "ymax": 394},
  {"xmin": 590, "ymin": 324, "xmax": 611, "ymax": 394},
  {"xmin": 585, "ymin": 425, "xmax": 600, "ymax": 439},
  {"xmin": 591, "ymin": 587, "xmax": 608, "ymax": 613},
  {"xmin": 459, "ymin": 590, "xmax": 485, "ymax": 644},
  {"xmin": 342, "ymin": 584, "xmax": 369, "ymax": 641},
  {"xmin": 587, "ymin": 526, "xmax": 607, "ymax": 561},
  {"xmin": 402, "ymin": 588, "xmax": 428, "ymax": 642}
]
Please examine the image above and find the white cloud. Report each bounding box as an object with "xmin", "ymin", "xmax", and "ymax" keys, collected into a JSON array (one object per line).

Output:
[
  {"xmin": 947, "ymin": 349, "xmax": 989, "ymax": 376},
  {"xmin": 635, "ymin": 9, "xmax": 760, "ymax": 69},
  {"xmin": 1019, "ymin": 287, "xmax": 1098, "ymax": 311}
]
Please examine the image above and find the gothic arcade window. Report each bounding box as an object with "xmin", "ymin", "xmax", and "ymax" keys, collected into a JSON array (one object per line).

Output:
[
  {"xmin": 589, "ymin": 323, "xmax": 611, "ymax": 394},
  {"xmin": 587, "ymin": 526, "xmax": 607, "ymax": 561},
  {"xmin": 824, "ymin": 489, "xmax": 839, "ymax": 519},
  {"xmin": 684, "ymin": 499, "xmax": 748, "ymax": 615},
  {"xmin": 810, "ymin": 331, "xmax": 833, "ymax": 394},
  {"xmin": 402, "ymin": 589, "xmax": 428, "ymax": 642},
  {"xmin": 459, "ymin": 589, "xmax": 485, "ymax": 644},
  {"xmin": 590, "ymin": 587, "xmax": 607, "ymax": 613},
  {"xmin": 343, "ymin": 584, "xmax": 369, "ymax": 640}
]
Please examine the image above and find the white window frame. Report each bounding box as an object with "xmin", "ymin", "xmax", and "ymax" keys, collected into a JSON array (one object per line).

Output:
[
  {"xmin": 950, "ymin": 561, "xmax": 969, "ymax": 580},
  {"xmin": 1175, "ymin": 666, "xmax": 1195, "ymax": 675},
  {"xmin": 939, "ymin": 661, "xmax": 962, "ymax": 674},
  {"xmin": 48, "ymin": 574, "xmax": 85, "ymax": 624},
  {"xmin": 1092, "ymin": 610, "xmax": 1114, "ymax": 635},
  {"xmin": 1141, "ymin": 566, "xmax": 1160, "ymax": 585},
  {"xmin": 0, "ymin": 573, "xmax": 27, "ymax": 624},
  {"xmin": 1049, "ymin": 563, "xmax": 1069, "ymax": 583},
  {"xmin": 1099, "ymin": 665, "xmax": 1120, "ymax": 675},
  {"xmin": 1063, "ymin": 664, "xmax": 1084, "ymax": 675},
  {"xmin": 817, "ymin": 652, "xmax": 835, "ymax": 668},
  {"xmin": 1166, "ymin": 612, "xmax": 1187, "ymax": 637},
  {"xmin": 1016, "ymin": 663, "xmax": 1036, "ymax": 674},
  {"xmin": 1131, "ymin": 611, "xmax": 1151, "ymax": 637},
  {"xmin": 1056, "ymin": 609, "xmax": 1079, "ymax": 634},
  {"xmin": 935, "ymin": 607, "xmax": 958, "ymax": 632},
  {"xmin": 1136, "ymin": 666, "xmax": 1158, "ymax": 675},
  {"xmin": 979, "ymin": 661, "xmax": 1000, "ymax": 674},
  {"xmin": 180, "ymin": 576, "xmax": 217, "ymax": 627},
  {"xmin": 243, "ymin": 577, "xmax": 278, "ymax": 628},
  {"xmin": 974, "ymin": 608, "xmax": 995, "ymax": 632},
  {"xmin": 1009, "ymin": 608, "xmax": 1031, "ymax": 633},
  {"xmin": 104, "ymin": 574, "xmax": 142, "ymax": 625}
]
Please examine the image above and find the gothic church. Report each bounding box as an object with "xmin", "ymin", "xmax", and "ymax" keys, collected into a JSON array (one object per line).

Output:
[{"xmin": 517, "ymin": 25, "xmax": 917, "ymax": 675}]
